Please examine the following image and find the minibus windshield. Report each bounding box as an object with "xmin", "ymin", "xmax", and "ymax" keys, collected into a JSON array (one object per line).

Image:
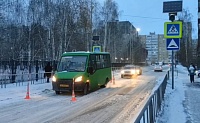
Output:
[{"xmin": 57, "ymin": 56, "xmax": 87, "ymax": 72}]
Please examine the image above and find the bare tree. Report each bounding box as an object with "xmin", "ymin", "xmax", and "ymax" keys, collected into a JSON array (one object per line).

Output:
[
  {"xmin": 101, "ymin": 0, "xmax": 119, "ymax": 52},
  {"xmin": 0, "ymin": 0, "xmax": 114, "ymax": 62},
  {"xmin": 177, "ymin": 9, "xmax": 193, "ymax": 66}
]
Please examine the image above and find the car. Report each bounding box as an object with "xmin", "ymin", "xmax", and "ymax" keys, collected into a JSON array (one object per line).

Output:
[
  {"xmin": 195, "ymin": 70, "xmax": 200, "ymax": 77},
  {"xmin": 120, "ymin": 65, "xmax": 142, "ymax": 78},
  {"xmin": 154, "ymin": 65, "xmax": 163, "ymax": 72}
]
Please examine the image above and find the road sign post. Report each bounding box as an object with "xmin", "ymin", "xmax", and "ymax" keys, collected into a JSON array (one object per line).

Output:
[{"xmin": 163, "ymin": 1, "xmax": 182, "ymax": 89}]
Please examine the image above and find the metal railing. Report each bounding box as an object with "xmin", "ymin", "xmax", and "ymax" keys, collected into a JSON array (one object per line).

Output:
[
  {"xmin": 0, "ymin": 72, "xmax": 52, "ymax": 88},
  {"xmin": 0, "ymin": 66, "xmax": 139, "ymax": 88},
  {"xmin": 0, "ymin": 67, "xmax": 121, "ymax": 88},
  {"xmin": 134, "ymin": 71, "xmax": 169, "ymax": 123}
]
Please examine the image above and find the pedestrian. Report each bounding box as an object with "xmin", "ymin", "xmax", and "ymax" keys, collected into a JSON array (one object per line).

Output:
[
  {"xmin": 44, "ymin": 62, "xmax": 52, "ymax": 83},
  {"xmin": 188, "ymin": 63, "xmax": 195, "ymax": 83}
]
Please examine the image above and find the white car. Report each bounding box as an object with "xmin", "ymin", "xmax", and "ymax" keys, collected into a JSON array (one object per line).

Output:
[
  {"xmin": 120, "ymin": 65, "xmax": 142, "ymax": 78},
  {"xmin": 154, "ymin": 65, "xmax": 163, "ymax": 72},
  {"xmin": 195, "ymin": 70, "xmax": 200, "ymax": 77}
]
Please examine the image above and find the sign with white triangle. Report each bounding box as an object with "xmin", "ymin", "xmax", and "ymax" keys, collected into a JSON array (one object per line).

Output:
[
  {"xmin": 167, "ymin": 25, "xmax": 179, "ymax": 34},
  {"xmin": 166, "ymin": 38, "xmax": 180, "ymax": 50}
]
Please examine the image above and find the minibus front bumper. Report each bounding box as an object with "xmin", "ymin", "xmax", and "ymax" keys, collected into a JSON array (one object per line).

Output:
[{"xmin": 52, "ymin": 79, "xmax": 85, "ymax": 92}]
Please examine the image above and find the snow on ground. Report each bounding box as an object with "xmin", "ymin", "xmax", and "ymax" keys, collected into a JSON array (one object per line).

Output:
[
  {"xmin": 1, "ymin": 65, "xmax": 200, "ymax": 123},
  {"xmin": 156, "ymin": 65, "xmax": 200, "ymax": 123},
  {"xmin": 0, "ymin": 79, "xmax": 52, "ymax": 106}
]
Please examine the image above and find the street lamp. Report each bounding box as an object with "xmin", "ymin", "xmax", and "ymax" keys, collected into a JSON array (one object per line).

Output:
[
  {"xmin": 136, "ymin": 28, "xmax": 141, "ymax": 33},
  {"xmin": 11, "ymin": 47, "xmax": 14, "ymax": 60},
  {"xmin": 121, "ymin": 58, "xmax": 124, "ymax": 63},
  {"xmin": 115, "ymin": 57, "xmax": 117, "ymax": 62}
]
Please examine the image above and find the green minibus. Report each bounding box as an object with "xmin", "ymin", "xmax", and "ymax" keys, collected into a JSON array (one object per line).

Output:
[{"xmin": 52, "ymin": 51, "xmax": 112, "ymax": 95}]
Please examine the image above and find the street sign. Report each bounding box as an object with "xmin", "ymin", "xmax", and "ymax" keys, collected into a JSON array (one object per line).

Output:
[
  {"xmin": 92, "ymin": 46, "xmax": 101, "ymax": 52},
  {"xmin": 166, "ymin": 38, "xmax": 180, "ymax": 50},
  {"xmin": 164, "ymin": 21, "xmax": 182, "ymax": 38}
]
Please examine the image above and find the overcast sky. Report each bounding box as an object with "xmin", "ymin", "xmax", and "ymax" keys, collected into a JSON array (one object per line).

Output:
[{"xmin": 114, "ymin": 0, "xmax": 197, "ymax": 39}]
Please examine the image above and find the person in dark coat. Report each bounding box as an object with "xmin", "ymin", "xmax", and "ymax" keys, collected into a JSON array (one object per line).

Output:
[
  {"xmin": 44, "ymin": 62, "xmax": 52, "ymax": 83},
  {"xmin": 188, "ymin": 64, "xmax": 195, "ymax": 83}
]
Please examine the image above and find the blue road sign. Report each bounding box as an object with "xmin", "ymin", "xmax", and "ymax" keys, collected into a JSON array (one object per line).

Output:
[
  {"xmin": 164, "ymin": 21, "xmax": 182, "ymax": 38},
  {"xmin": 93, "ymin": 46, "xmax": 101, "ymax": 52},
  {"xmin": 166, "ymin": 38, "xmax": 180, "ymax": 50}
]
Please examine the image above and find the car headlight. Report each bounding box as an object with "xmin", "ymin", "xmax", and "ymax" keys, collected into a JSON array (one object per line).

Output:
[
  {"xmin": 52, "ymin": 76, "xmax": 57, "ymax": 82},
  {"xmin": 75, "ymin": 76, "xmax": 82, "ymax": 82},
  {"xmin": 131, "ymin": 70, "xmax": 135, "ymax": 74},
  {"xmin": 121, "ymin": 70, "xmax": 124, "ymax": 74}
]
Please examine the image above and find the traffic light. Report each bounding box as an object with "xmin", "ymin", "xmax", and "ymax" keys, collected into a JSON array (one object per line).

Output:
[
  {"xmin": 169, "ymin": 13, "xmax": 176, "ymax": 21},
  {"xmin": 169, "ymin": 14, "xmax": 175, "ymax": 21}
]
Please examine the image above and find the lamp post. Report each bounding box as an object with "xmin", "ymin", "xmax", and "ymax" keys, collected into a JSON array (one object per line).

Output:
[
  {"xmin": 115, "ymin": 57, "xmax": 117, "ymax": 63},
  {"xmin": 11, "ymin": 47, "xmax": 14, "ymax": 60},
  {"xmin": 121, "ymin": 58, "xmax": 124, "ymax": 63},
  {"xmin": 136, "ymin": 28, "xmax": 140, "ymax": 36},
  {"xmin": 135, "ymin": 28, "xmax": 140, "ymax": 63},
  {"xmin": 126, "ymin": 58, "xmax": 129, "ymax": 63}
]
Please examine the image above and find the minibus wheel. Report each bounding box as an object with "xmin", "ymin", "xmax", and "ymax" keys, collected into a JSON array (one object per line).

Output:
[
  {"xmin": 83, "ymin": 83, "xmax": 89, "ymax": 95},
  {"xmin": 101, "ymin": 78, "xmax": 109, "ymax": 88},
  {"xmin": 55, "ymin": 91, "xmax": 60, "ymax": 94}
]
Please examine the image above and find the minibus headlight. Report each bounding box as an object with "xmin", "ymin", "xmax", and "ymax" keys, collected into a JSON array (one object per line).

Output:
[
  {"xmin": 75, "ymin": 76, "xmax": 82, "ymax": 82},
  {"xmin": 52, "ymin": 76, "xmax": 57, "ymax": 82}
]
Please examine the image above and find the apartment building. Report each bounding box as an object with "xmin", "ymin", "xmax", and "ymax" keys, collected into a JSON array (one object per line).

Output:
[
  {"xmin": 158, "ymin": 34, "xmax": 169, "ymax": 63},
  {"xmin": 145, "ymin": 32, "xmax": 169, "ymax": 64}
]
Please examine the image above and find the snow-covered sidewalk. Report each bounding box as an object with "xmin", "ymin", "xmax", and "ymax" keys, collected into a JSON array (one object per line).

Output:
[{"xmin": 156, "ymin": 65, "xmax": 200, "ymax": 123}]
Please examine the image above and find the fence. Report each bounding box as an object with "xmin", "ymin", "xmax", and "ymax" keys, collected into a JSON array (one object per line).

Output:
[
  {"xmin": 134, "ymin": 71, "xmax": 169, "ymax": 123},
  {"xmin": 0, "ymin": 60, "xmax": 57, "ymax": 83},
  {"xmin": 0, "ymin": 67, "xmax": 121, "ymax": 88},
  {"xmin": 0, "ymin": 72, "xmax": 52, "ymax": 88},
  {"xmin": 0, "ymin": 60, "xmax": 141, "ymax": 84}
]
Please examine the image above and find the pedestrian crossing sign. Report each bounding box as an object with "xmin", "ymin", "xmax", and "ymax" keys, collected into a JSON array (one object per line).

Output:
[
  {"xmin": 164, "ymin": 21, "xmax": 182, "ymax": 38},
  {"xmin": 168, "ymin": 25, "xmax": 179, "ymax": 34},
  {"xmin": 166, "ymin": 38, "xmax": 180, "ymax": 50},
  {"xmin": 93, "ymin": 46, "xmax": 101, "ymax": 52}
]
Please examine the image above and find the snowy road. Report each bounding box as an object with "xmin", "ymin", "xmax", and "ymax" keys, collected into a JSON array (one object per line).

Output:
[{"xmin": 0, "ymin": 66, "xmax": 169, "ymax": 123}]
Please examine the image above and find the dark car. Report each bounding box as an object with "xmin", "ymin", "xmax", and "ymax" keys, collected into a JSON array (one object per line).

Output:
[{"xmin": 120, "ymin": 65, "xmax": 142, "ymax": 78}]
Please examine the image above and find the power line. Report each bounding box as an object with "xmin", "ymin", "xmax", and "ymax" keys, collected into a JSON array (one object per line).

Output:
[
  {"xmin": 122, "ymin": 14, "xmax": 167, "ymax": 20},
  {"xmin": 121, "ymin": 14, "xmax": 197, "ymax": 22}
]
